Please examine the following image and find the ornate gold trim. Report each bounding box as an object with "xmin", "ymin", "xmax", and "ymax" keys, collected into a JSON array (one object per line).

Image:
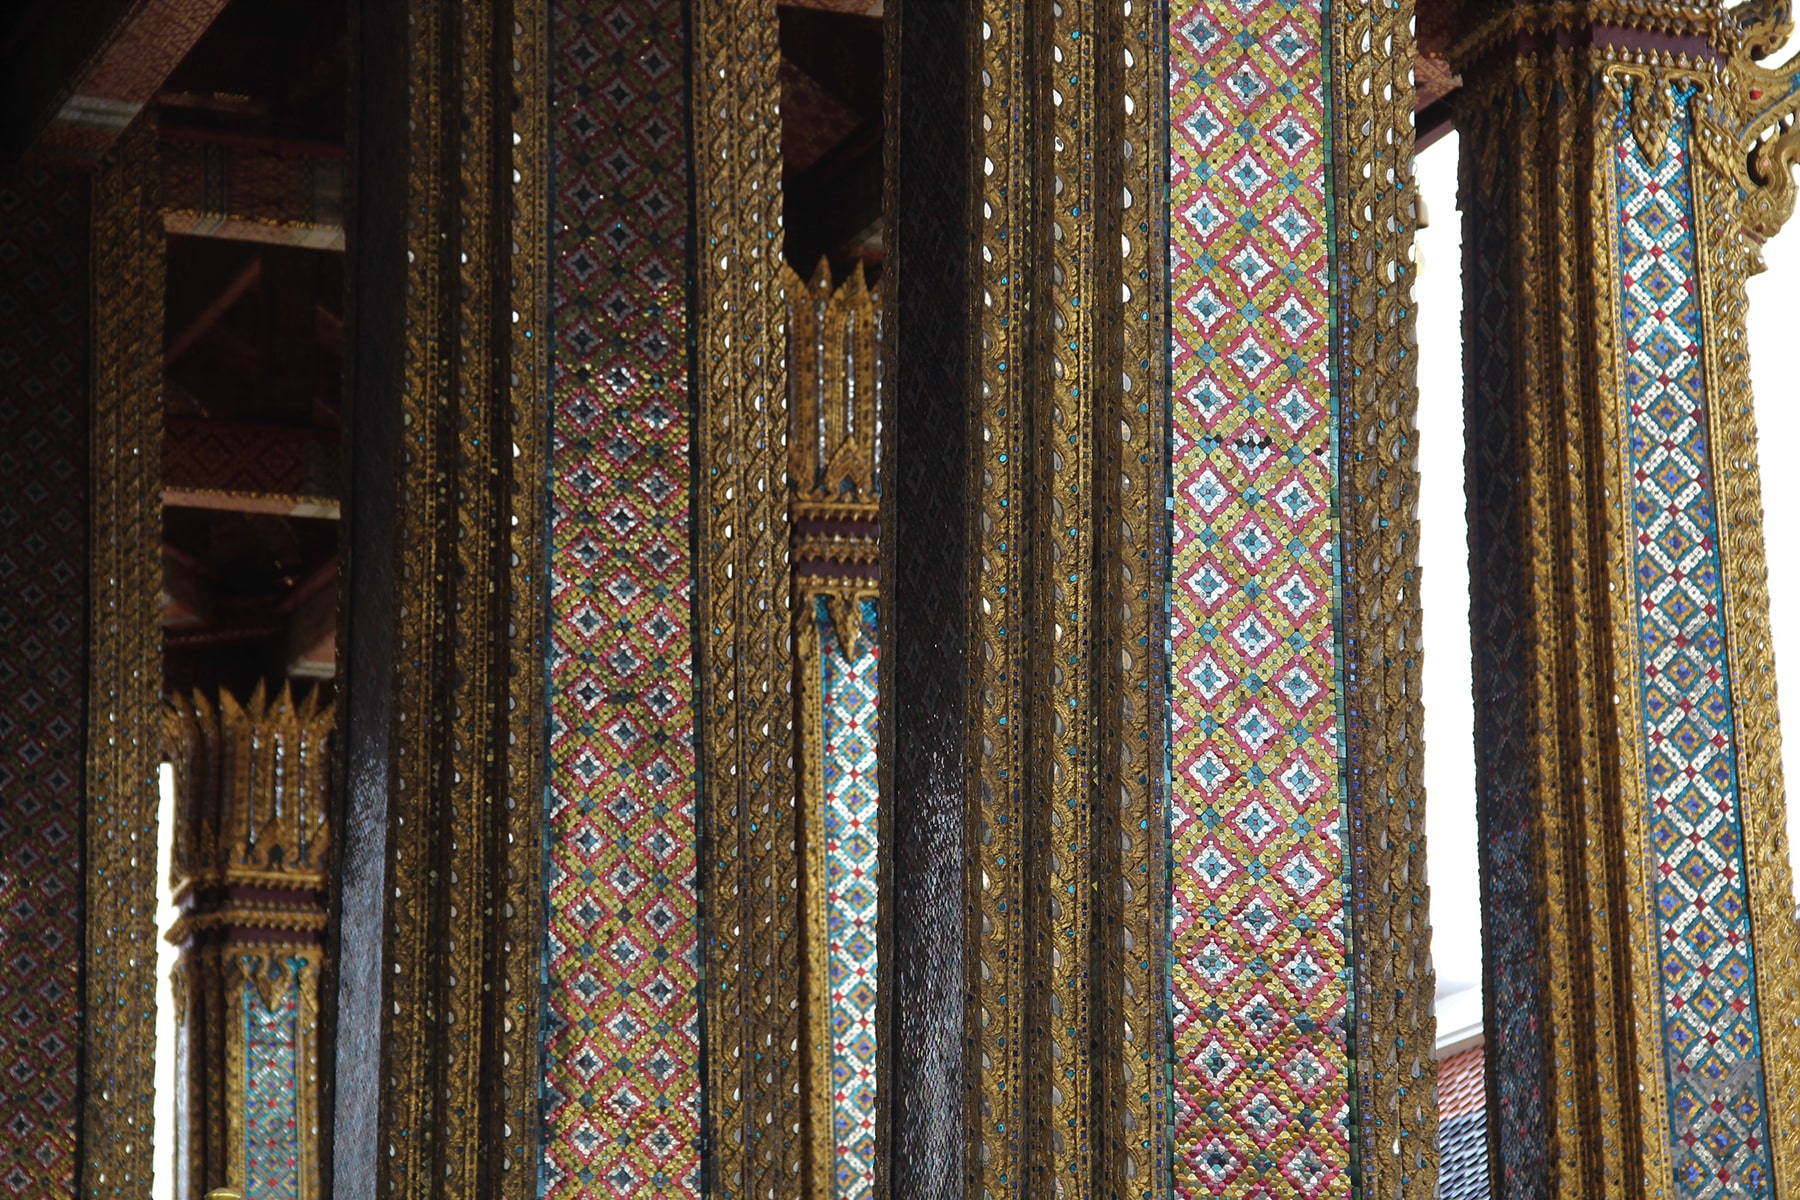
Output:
[
  {"xmin": 1029, "ymin": 1, "xmax": 1102, "ymax": 1188},
  {"xmin": 84, "ymin": 111, "xmax": 166, "ymax": 1199},
  {"xmin": 167, "ymin": 909, "xmax": 332, "ymax": 939},
  {"xmin": 1331, "ymin": 0, "xmax": 1440, "ymax": 1187},
  {"xmin": 1446, "ymin": 1, "xmax": 1730, "ymax": 74},
  {"xmin": 354, "ymin": 0, "xmax": 549, "ymax": 1188},
  {"xmin": 164, "ymin": 684, "xmax": 335, "ymax": 896},
  {"xmin": 377, "ymin": 0, "xmax": 452, "ymax": 1174},
  {"xmin": 1723, "ymin": 7, "xmax": 1800, "ymax": 259},
  {"xmin": 1095, "ymin": 0, "xmax": 1171, "ymax": 1193},
  {"xmin": 793, "ymin": 499, "xmax": 883, "ymax": 522},
  {"xmin": 1684, "ymin": 50, "xmax": 1800, "ymax": 1189},
  {"xmin": 692, "ymin": 0, "xmax": 803, "ymax": 1190},
  {"xmin": 965, "ymin": 4, "xmax": 1031, "ymax": 1194},
  {"xmin": 792, "ymin": 533, "xmax": 881, "ymax": 565},
  {"xmin": 786, "ymin": 260, "xmax": 880, "ymax": 509},
  {"xmin": 797, "ymin": 603, "xmax": 832, "ymax": 1200},
  {"xmin": 501, "ymin": 0, "xmax": 551, "ymax": 1187},
  {"xmin": 225, "ymin": 954, "xmax": 246, "ymax": 1191}
]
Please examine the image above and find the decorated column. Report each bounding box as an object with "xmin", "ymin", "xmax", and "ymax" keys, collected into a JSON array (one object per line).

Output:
[
  {"xmin": 330, "ymin": 0, "xmax": 807, "ymax": 1193},
  {"xmin": 1451, "ymin": 3, "xmax": 1800, "ymax": 1194},
  {"xmin": 883, "ymin": 0, "xmax": 1436, "ymax": 1193},
  {"xmin": 785, "ymin": 260, "xmax": 882, "ymax": 1199},
  {"xmin": 165, "ymin": 684, "xmax": 332, "ymax": 1200}
]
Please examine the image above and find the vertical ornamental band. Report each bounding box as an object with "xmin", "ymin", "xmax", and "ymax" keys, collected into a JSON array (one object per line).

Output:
[
  {"xmin": 541, "ymin": 1, "xmax": 702, "ymax": 1193},
  {"xmin": 0, "ymin": 166, "xmax": 89, "ymax": 1200},
  {"xmin": 1607, "ymin": 71, "xmax": 1776, "ymax": 1198},
  {"xmin": 239, "ymin": 956, "xmax": 317, "ymax": 1200},
  {"xmin": 802, "ymin": 597, "xmax": 881, "ymax": 1200},
  {"xmin": 86, "ymin": 114, "xmax": 167, "ymax": 1199},
  {"xmin": 1168, "ymin": 0, "xmax": 1355, "ymax": 1193}
]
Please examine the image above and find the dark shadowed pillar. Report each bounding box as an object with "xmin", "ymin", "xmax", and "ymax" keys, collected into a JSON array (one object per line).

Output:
[{"xmin": 880, "ymin": 2, "xmax": 970, "ymax": 1194}]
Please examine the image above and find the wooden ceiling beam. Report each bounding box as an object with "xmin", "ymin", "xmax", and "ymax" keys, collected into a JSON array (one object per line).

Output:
[
  {"xmin": 162, "ymin": 133, "xmax": 346, "ymax": 250},
  {"xmin": 162, "ymin": 489, "xmax": 341, "ymax": 520},
  {"xmin": 779, "ymin": 0, "xmax": 884, "ymax": 14},
  {"xmin": 4, "ymin": 0, "xmax": 232, "ymax": 164},
  {"xmin": 162, "ymin": 417, "xmax": 340, "ymax": 519},
  {"xmin": 164, "ymin": 253, "xmax": 261, "ymax": 367}
]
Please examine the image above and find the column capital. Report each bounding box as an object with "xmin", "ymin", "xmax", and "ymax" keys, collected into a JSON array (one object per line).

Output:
[{"xmin": 164, "ymin": 683, "xmax": 334, "ymax": 905}]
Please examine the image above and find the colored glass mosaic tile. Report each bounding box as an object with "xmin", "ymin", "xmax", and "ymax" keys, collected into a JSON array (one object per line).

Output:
[
  {"xmin": 243, "ymin": 958, "xmax": 304, "ymax": 1200},
  {"xmin": 1167, "ymin": 1, "xmax": 1350, "ymax": 1196},
  {"xmin": 0, "ymin": 168, "xmax": 87, "ymax": 1200},
  {"xmin": 1611, "ymin": 79, "xmax": 1774, "ymax": 1200},
  {"xmin": 817, "ymin": 598, "xmax": 880, "ymax": 1200},
  {"xmin": 540, "ymin": 1, "xmax": 702, "ymax": 1195}
]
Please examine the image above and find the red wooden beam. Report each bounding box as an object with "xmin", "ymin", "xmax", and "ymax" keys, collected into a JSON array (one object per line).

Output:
[
  {"xmin": 160, "ymin": 133, "xmax": 347, "ymax": 250},
  {"xmin": 163, "ymin": 254, "xmax": 261, "ymax": 367},
  {"xmin": 21, "ymin": 0, "xmax": 233, "ymax": 163},
  {"xmin": 779, "ymin": 0, "xmax": 884, "ymax": 13}
]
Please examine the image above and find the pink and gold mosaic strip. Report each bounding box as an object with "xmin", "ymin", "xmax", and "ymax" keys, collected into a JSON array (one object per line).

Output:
[
  {"xmin": 541, "ymin": 1, "xmax": 703, "ymax": 1194},
  {"xmin": 1168, "ymin": 1, "xmax": 1351, "ymax": 1195}
]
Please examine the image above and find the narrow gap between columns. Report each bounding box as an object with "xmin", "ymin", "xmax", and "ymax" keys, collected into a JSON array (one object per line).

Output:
[{"xmin": 1415, "ymin": 128, "xmax": 1491, "ymax": 1200}]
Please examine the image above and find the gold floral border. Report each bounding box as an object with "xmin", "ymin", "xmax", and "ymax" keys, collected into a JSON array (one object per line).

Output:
[
  {"xmin": 338, "ymin": 0, "xmax": 550, "ymax": 1187},
  {"xmin": 1095, "ymin": 4, "xmax": 1172, "ymax": 1193},
  {"xmin": 692, "ymin": 0, "xmax": 805, "ymax": 1188},
  {"xmin": 377, "ymin": 0, "xmax": 537, "ymax": 1178},
  {"xmin": 1685, "ymin": 51, "xmax": 1800, "ymax": 1190},
  {"xmin": 963, "ymin": 5, "xmax": 1029, "ymax": 1193},
  {"xmin": 1329, "ymin": 0, "xmax": 1440, "ymax": 1187},
  {"xmin": 504, "ymin": 0, "xmax": 551, "ymax": 1184},
  {"xmin": 84, "ymin": 111, "xmax": 166, "ymax": 1199}
]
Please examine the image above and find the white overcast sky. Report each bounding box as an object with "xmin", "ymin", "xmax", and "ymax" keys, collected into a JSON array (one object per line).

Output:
[{"xmin": 1417, "ymin": 133, "xmax": 1800, "ymax": 1039}]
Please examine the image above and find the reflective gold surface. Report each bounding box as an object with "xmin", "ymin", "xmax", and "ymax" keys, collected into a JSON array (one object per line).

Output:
[{"xmin": 85, "ymin": 112, "xmax": 167, "ymax": 1199}]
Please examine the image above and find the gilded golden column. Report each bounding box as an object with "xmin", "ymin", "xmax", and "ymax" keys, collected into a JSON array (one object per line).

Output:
[
  {"xmin": 164, "ymin": 684, "xmax": 332, "ymax": 1200},
  {"xmin": 1448, "ymin": 0, "xmax": 1800, "ymax": 1194}
]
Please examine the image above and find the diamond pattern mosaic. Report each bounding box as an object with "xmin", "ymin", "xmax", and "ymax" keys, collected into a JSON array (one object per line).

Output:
[
  {"xmin": 1611, "ymin": 79, "xmax": 1774, "ymax": 1200},
  {"xmin": 0, "ymin": 168, "xmax": 86, "ymax": 1200},
  {"xmin": 817, "ymin": 598, "xmax": 880, "ymax": 1200},
  {"xmin": 243, "ymin": 958, "xmax": 304, "ymax": 1200},
  {"xmin": 1168, "ymin": 1, "xmax": 1351, "ymax": 1195},
  {"xmin": 541, "ymin": 1, "xmax": 702, "ymax": 1195}
]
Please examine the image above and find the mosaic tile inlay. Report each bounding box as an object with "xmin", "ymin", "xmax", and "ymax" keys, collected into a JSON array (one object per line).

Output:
[
  {"xmin": 817, "ymin": 598, "xmax": 880, "ymax": 1200},
  {"xmin": 540, "ymin": 0, "xmax": 702, "ymax": 1195},
  {"xmin": 0, "ymin": 168, "xmax": 87, "ymax": 1200},
  {"xmin": 1611, "ymin": 78, "xmax": 1774, "ymax": 1200},
  {"xmin": 1168, "ymin": 0, "xmax": 1351, "ymax": 1195},
  {"xmin": 243, "ymin": 958, "xmax": 304, "ymax": 1200}
]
